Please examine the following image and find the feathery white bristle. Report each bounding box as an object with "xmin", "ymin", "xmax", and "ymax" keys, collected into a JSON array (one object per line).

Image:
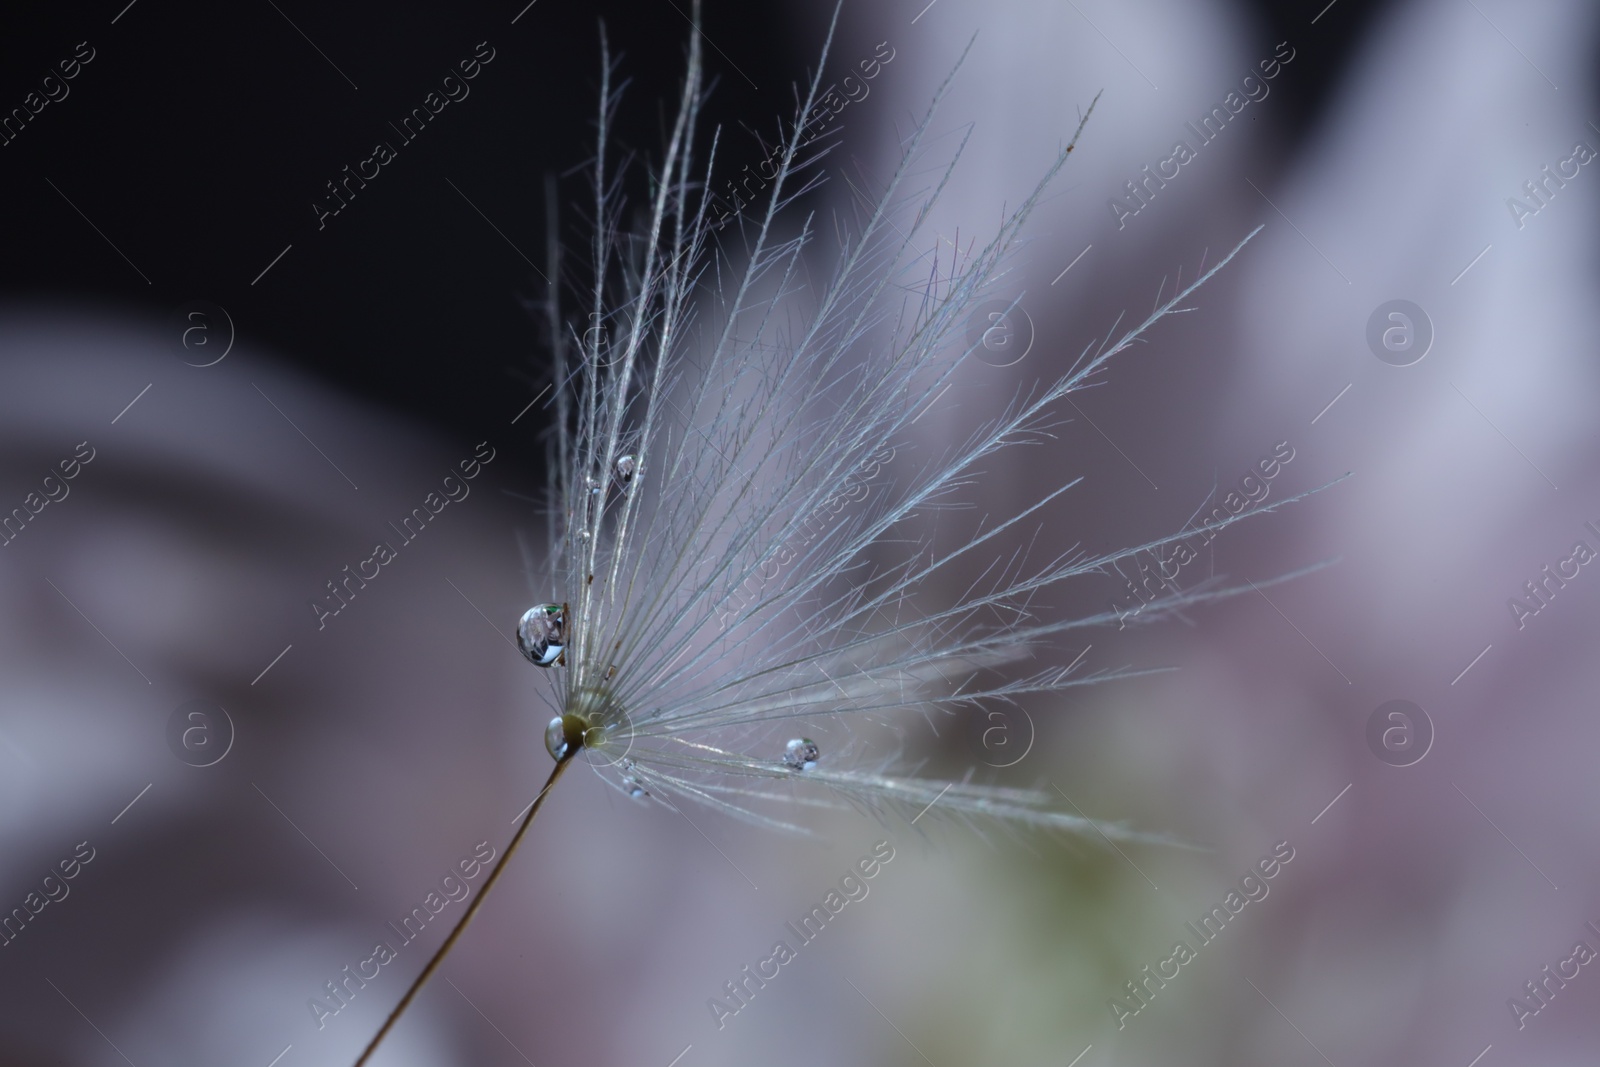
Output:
[{"xmin": 527, "ymin": 2, "xmax": 1331, "ymax": 848}]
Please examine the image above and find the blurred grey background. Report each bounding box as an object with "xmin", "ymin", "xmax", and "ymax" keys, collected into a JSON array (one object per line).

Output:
[{"xmin": 1, "ymin": 0, "xmax": 1597, "ymax": 1064}]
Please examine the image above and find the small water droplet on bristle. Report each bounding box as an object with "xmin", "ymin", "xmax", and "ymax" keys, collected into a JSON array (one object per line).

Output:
[
  {"xmin": 783, "ymin": 738, "xmax": 820, "ymax": 771},
  {"xmin": 545, "ymin": 716, "xmax": 569, "ymax": 760},
  {"xmin": 618, "ymin": 759, "xmax": 647, "ymax": 798},
  {"xmin": 517, "ymin": 604, "xmax": 565, "ymax": 667},
  {"xmin": 614, "ymin": 454, "xmax": 637, "ymax": 485}
]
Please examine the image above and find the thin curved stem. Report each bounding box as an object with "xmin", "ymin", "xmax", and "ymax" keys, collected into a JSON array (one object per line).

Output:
[{"xmin": 353, "ymin": 753, "xmax": 575, "ymax": 1066}]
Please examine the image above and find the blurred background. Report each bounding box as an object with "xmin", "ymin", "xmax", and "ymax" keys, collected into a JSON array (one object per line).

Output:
[{"xmin": 2, "ymin": 0, "xmax": 1597, "ymax": 1064}]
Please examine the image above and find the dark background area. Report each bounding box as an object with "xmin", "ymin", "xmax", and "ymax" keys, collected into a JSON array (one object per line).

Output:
[{"xmin": 0, "ymin": 0, "xmax": 1388, "ymax": 471}]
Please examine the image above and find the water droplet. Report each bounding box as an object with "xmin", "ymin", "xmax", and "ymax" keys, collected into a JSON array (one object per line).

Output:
[
  {"xmin": 586, "ymin": 477, "xmax": 603, "ymax": 496},
  {"xmin": 616, "ymin": 759, "xmax": 647, "ymax": 798},
  {"xmin": 783, "ymin": 737, "xmax": 819, "ymax": 771},
  {"xmin": 545, "ymin": 716, "xmax": 570, "ymax": 760},
  {"xmin": 518, "ymin": 604, "xmax": 565, "ymax": 667},
  {"xmin": 614, "ymin": 454, "xmax": 638, "ymax": 486}
]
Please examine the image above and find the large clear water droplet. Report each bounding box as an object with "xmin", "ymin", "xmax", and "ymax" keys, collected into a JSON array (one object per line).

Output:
[
  {"xmin": 614, "ymin": 454, "xmax": 638, "ymax": 486},
  {"xmin": 783, "ymin": 737, "xmax": 819, "ymax": 771},
  {"xmin": 545, "ymin": 716, "xmax": 569, "ymax": 760},
  {"xmin": 518, "ymin": 604, "xmax": 565, "ymax": 667}
]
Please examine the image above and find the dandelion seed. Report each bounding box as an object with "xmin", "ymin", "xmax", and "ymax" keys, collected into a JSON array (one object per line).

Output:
[
  {"xmin": 353, "ymin": 2, "xmax": 1340, "ymax": 1061},
  {"xmin": 507, "ymin": 9, "xmax": 1333, "ymax": 841}
]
